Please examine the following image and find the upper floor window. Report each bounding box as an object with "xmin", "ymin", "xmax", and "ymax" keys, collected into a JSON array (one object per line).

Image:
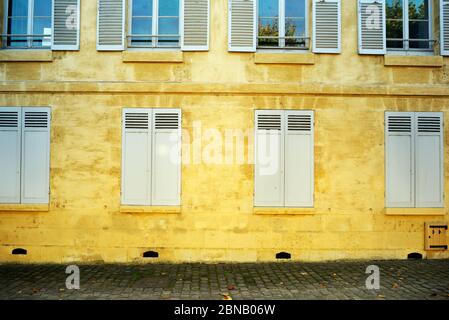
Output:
[
  {"xmin": 257, "ymin": 0, "xmax": 308, "ymax": 49},
  {"xmin": 386, "ymin": 0, "xmax": 433, "ymax": 52},
  {"xmin": 3, "ymin": 0, "xmax": 52, "ymax": 49},
  {"xmin": 128, "ymin": 0, "xmax": 180, "ymax": 49}
]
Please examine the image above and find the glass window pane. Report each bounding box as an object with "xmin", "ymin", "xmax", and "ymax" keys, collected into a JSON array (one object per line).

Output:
[
  {"xmin": 285, "ymin": 0, "xmax": 304, "ymax": 18},
  {"xmin": 159, "ymin": 0, "xmax": 179, "ymax": 16},
  {"xmin": 258, "ymin": 17, "xmax": 278, "ymax": 46},
  {"xmin": 285, "ymin": 18, "xmax": 305, "ymax": 47},
  {"xmin": 8, "ymin": 0, "xmax": 29, "ymax": 17},
  {"xmin": 32, "ymin": 16, "xmax": 51, "ymax": 46},
  {"xmin": 7, "ymin": 17, "xmax": 28, "ymax": 47},
  {"xmin": 132, "ymin": 0, "xmax": 152, "ymax": 16},
  {"xmin": 409, "ymin": 20, "xmax": 429, "ymax": 49},
  {"xmin": 158, "ymin": 17, "xmax": 179, "ymax": 45},
  {"xmin": 386, "ymin": 0, "xmax": 403, "ymax": 19},
  {"xmin": 408, "ymin": 0, "xmax": 428, "ymax": 20},
  {"xmin": 33, "ymin": 0, "xmax": 51, "ymax": 16},
  {"xmin": 386, "ymin": 19, "xmax": 403, "ymax": 49},
  {"xmin": 131, "ymin": 17, "xmax": 152, "ymax": 45},
  {"xmin": 258, "ymin": 0, "xmax": 278, "ymax": 17}
]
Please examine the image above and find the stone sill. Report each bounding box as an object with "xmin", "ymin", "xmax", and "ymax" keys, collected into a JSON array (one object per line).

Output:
[
  {"xmin": 0, "ymin": 50, "xmax": 53, "ymax": 62},
  {"xmin": 0, "ymin": 204, "xmax": 49, "ymax": 212},
  {"xmin": 120, "ymin": 205, "xmax": 181, "ymax": 214},
  {"xmin": 254, "ymin": 52, "xmax": 315, "ymax": 65},
  {"xmin": 254, "ymin": 207, "xmax": 315, "ymax": 215},
  {"xmin": 122, "ymin": 51, "xmax": 183, "ymax": 63},
  {"xmin": 384, "ymin": 208, "xmax": 446, "ymax": 216},
  {"xmin": 384, "ymin": 55, "xmax": 443, "ymax": 67}
]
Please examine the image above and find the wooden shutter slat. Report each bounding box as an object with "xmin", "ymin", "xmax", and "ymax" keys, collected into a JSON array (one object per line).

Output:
[
  {"xmin": 182, "ymin": 0, "xmax": 210, "ymax": 51},
  {"xmin": 313, "ymin": 0, "xmax": 341, "ymax": 53},
  {"xmin": 441, "ymin": 0, "xmax": 449, "ymax": 56},
  {"xmin": 358, "ymin": 0, "xmax": 386, "ymax": 54},
  {"xmin": 97, "ymin": 0, "xmax": 125, "ymax": 51},
  {"xmin": 228, "ymin": 0, "xmax": 256, "ymax": 52},
  {"xmin": 52, "ymin": 0, "xmax": 80, "ymax": 50}
]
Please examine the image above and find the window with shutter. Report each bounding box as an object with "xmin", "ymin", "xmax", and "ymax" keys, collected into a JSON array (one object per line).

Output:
[
  {"xmin": 52, "ymin": 0, "xmax": 80, "ymax": 50},
  {"xmin": 229, "ymin": 0, "xmax": 257, "ymax": 52},
  {"xmin": 312, "ymin": 0, "xmax": 340, "ymax": 54},
  {"xmin": 97, "ymin": 0, "xmax": 126, "ymax": 51},
  {"xmin": 358, "ymin": 0, "xmax": 386, "ymax": 54},
  {"xmin": 182, "ymin": 0, "xmax": 210, "ymax": 51},
  {"xmin": 442, "ymin": 0, "xmax": 449, "ymax": 56}
]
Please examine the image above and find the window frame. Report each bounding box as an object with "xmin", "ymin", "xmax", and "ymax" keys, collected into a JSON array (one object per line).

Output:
[
  {"xmin": 2, "ymin": 0, "xmax": 52, "ymax": 49},
  {"xmin": 127, "ymin": 0, "xmax": 182, "ymax": 50},
  {"xmin": 256, "ymin": 0, "xmax": 310, "ymax": 51}
]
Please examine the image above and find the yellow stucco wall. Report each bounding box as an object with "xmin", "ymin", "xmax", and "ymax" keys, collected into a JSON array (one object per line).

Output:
[{"xmin": 0, "ymin": 0, "xmax": 448, "ymax": 263}]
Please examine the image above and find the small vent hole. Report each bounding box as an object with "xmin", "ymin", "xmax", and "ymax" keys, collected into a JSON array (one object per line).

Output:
[
  {"xmin": 143, "ymin": 251, "xmax": 159, "ymax": 258},
  {"xmin": 407, "ymin": 252, "xmax": 423, "ymax": 260},
  {"xmin": 276, "ymin": 252, "xmax": 291, "ymax": 259},
  {"xmin": 12, "ymin": 248, "xmax": 27, "ymax": 255}
]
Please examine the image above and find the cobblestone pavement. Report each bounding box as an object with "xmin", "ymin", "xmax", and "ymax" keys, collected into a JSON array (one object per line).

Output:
[{"xmin": 0, "ymin": 260, "xmax": 448, "ymax": 300}]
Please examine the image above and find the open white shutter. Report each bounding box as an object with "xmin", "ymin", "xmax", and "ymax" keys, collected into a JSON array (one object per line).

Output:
[
  {"xmin": 385, "ymin": 112, "xmax": 414, "ymax": 208},
  {"xmin": 254, "ymin": 110, "xmax": 284, "ymax": 207},
  {"xmin": 97, "ymin": 0, "xmax": 125, "ymax": 51},
  {"xmin": 441, "ymin": 0, "xmax": 449, "ymax": 56},
  {"xmin": 121, "ymin": 109, "xmax": 152, "ymax": 205},
  {"xmin": 151, "ymin": 109, "xmax": 181, "ymax": 206},
  {"xmin": 21, "ymin": 108, "xmax": 51, "ymax": 204},
  {"xmin": 284, "ymin": 111, "xmax": 314, "ymax": 207},
  {"xmin": 358, "ymin": 0, "xmax": 386, "ymax": 54},
  {"xmin": 0, "ymin": 107, "xmax": 21, "ymax": 203},
  {"xmin": 182, "ymin": 0, "xmax": 210, "ymax": 51},
  {"xmin": 228, "ymin": 0, "xmax": 256, "ymax": 52},
  {"xmin": 313, "ymin": 0, "xmax": 341, "ymax": 53},
  {"xmin": 52, "ymin": 0, "xmax": 80, "ymax": 50},
  {"xmin": 415, "ymin": 113, "xmax": 444, "ymax": 208}
]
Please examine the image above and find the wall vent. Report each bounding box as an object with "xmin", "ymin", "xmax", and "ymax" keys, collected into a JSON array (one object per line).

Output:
[
  {"xmin": 425, "ymin": 222, "xmax": 448, "ymax": 251},
  {"xmin": 143, "ymin": 250, "xmax": 159, "ymax": 258},
  {"xmin": 12, "ymin": 248, "xmax": 27, "ymax": 255}
]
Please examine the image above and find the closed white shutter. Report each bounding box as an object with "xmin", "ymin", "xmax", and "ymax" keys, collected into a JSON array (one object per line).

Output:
[
  {"xmin": 151, "ymin": 109, "xmax": 181, "ymax": 206},
  {"xmin": 52, "ymin": 0, "xmax": 80, "ymax": 50},
  {"xmin": 121, "ymin": 109, "xmax": 152, "ymax": 205},
  {"xmin": 415, "ymin": 113, "xmax": 444, "ymax": 207},
  {"xmin": 228, "ymin": 0, "xmax": 256, "ymax": 52},
  {"xmin": 254, "ymin": 110, "xmax": 284, "ymax": 207},
  {"xmin": 358, "ymin": 0, "xmax": 386, "ymax": 54},
  {"xmin": 21, "ymin": 108, "xmax": 51, "ymax": 204},
  {"xmin": 182, "ymin": 0, "xmax": 210, "ymax": 51},
  {"xmin": 441, "ymin": 0, "xmax": 449, "ymax": 56},
  {"xmin": 97, "ymin": 0, "xmax": 125, "ymax": 51},
  {"xmin": 284, "ymin": 111, "xmax": 314, "ymax": 207},
  {"xmin": 313, "ymin": 0, "xmax": 341, "ymax": 53},
  {"xmin": 0, "ymin": 107, "xmax": 21, "ymax": 203},
  {"xmin": 385, "ymin": 112, "xmax": 414, "ymax": 207}
]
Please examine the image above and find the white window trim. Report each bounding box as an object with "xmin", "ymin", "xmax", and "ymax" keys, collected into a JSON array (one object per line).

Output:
[{"xmin": 256, "ymin": 0, "xmax": 309, "ymax": 51}]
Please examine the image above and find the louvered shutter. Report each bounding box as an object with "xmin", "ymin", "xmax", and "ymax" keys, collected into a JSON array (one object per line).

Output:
[
  {"xmin": 358, "ymin": 0, "xmax": 386, "ymax": 54},
  {"xmin": 284, "ymin": 111, "xmax": 314, "ymax": 207},
  {"xmin": 21, "ymin": 108, "xmax": 51, "ymax": 204},
  {"xmin": 254, "ymin": 110, "xmax": 284, "ymax": 207},
  {"xmin": 0, "ymin": 108, "xmax": 21, "ymax": 203},
  {"xmin": 182, "ymin": 0, "xmax": 210, "ymax": 51},
  {"xmin": 441, "ymin": 0, "xmax": 449, "ymax": 56},
  {"xmin": 121, "ymin": 109, "xmax": 152, "ymax": 205},
  {"xmin": 228, "ymin": 0, "xmax": 256, "ymax": 52},
  {"xmin": 52, "ymin": 0, "xmax": 80, "ymax": 50},
  {"xmin": 385, "ymin": 112, "xmax": 414, "ymax": 207},
  {"xmin": 97, "ymin": 0, "xmax": 125, "ymax": 51},
  {"xmin": 415, "ymin": 113, "xmax": 444, "ymax": 208},
  {"xmin": 151, "ymin": 109, "xmax": 181, "ymax": 206},
  {"xmin": 313, "ymin": 0, "xmax": 341, "ymax": 53}
]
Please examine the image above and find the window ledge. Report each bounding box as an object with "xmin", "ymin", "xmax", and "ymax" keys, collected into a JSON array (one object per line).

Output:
[
  {"xmin": 0, "ymin": 50, "xmax": 53, "ymax": 62},
  {"xmin": 119, "ymin": 205, "xmax": 181, "ymax": 214},
  {"xmin": 254, "ymin": 207, "xmax": 315, "ymax": 215},
  {"xmin": 384, "ymin": 55, "xmax": 443, "ymax": 67},
  {"xmin": 122, "ymin": 51, "xmax": 183, "ymax": 63},
  {"xmin": 254, "ymin": 52, "xmax": 315, "ymax": 65},
  {"xmin": 384, "ymin": 208, "xmax": 446, "ymax": 216},
  {"xmin": 0, "ymin": 204, "xmax": 49, "ymax": 212}
]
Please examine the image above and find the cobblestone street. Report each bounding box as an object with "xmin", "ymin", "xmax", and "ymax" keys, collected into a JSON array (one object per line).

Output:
[{"xmin": 0, "ymin": 260, "xmax": 448, "ymax": 300}]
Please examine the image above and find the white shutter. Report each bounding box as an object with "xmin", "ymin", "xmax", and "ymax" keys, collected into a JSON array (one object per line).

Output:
[
  {"xmin": 254, "ymin": 110, "xmax": 284, "ymax": 207},
  {"xmin": 284, "ymin": 111, "xmax": 314, "ymax": 207},
  {"xmin": 52, "ymin": 0, "xmax": 80, "ymax": 50},
  {"xmin": 21, "ymin": 108, "xmax": 51, "ymax": 204},
  {"xmin": 97, "ymin": 0, "xmax": 125, "ymax": 51},
  {"xmin": 441, "ymin": 0, "xmax": 449, "ymax": 56},
  {"xmin": 313, "ymin": 0, "xmax": 341, "ymax": 53},
  {"xmin": 385, "ymin": 112, "xmax": 414, "ymax": 207},
  {"xmin": 121, "ymin": 109, "xmax": 152, "ymax": 205},
  {"xmin": 415, "ymin": 113, "xmax": 444, "ymax": 208},
  {"xmin": 182, "ymin": 0, "xmax": 210, "ymax": 51},
  {"xmin": 0, "ymin": 107, "xmax": 21, "ymax": 203},
  {"xmin": 228, "ymin": 0, "xmax": 256, "ymax": 52},
  {"xmin": 358, "ymin": 0, "xmax": 386, "ymax": 55},
  {"xmin": 151, "ymin": 109, "xmax": 181, "ymax": 206}
]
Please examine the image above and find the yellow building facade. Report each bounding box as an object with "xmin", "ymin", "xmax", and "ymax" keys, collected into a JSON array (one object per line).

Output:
[{"xmin": 0, "ymin": 0, "xmax": 448, "ymax": 263}]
